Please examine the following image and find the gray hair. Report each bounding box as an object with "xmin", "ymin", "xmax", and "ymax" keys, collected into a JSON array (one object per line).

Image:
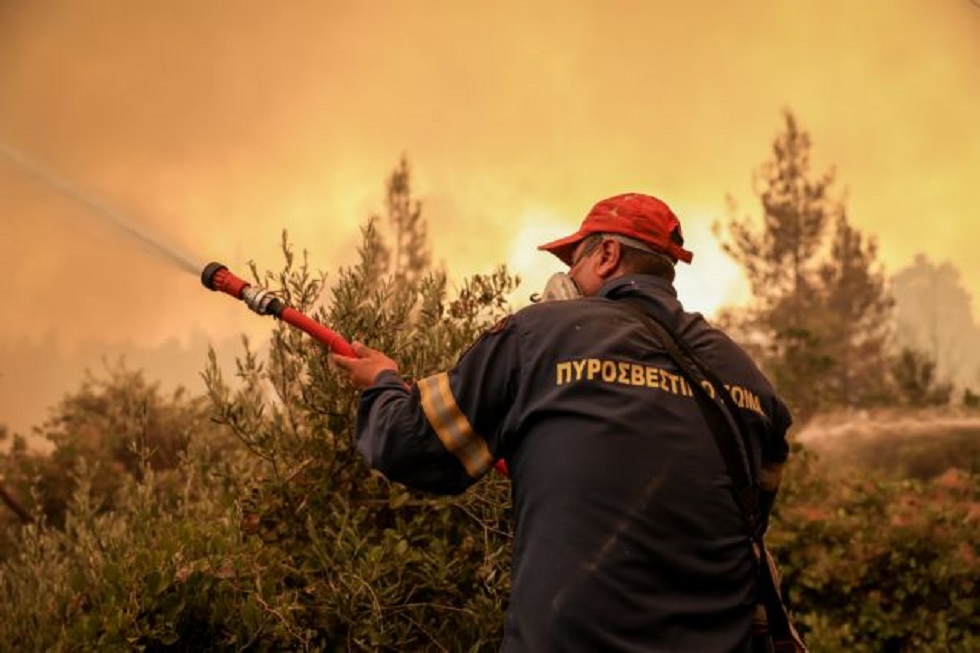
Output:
[{"xmin": 584, "ymin": 233, "xmax": 676, "ymax": 280}]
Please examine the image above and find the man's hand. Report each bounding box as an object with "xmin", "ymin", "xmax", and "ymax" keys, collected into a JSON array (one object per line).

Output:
[{"xmin": 330, "ymin": 342, "xmax": 399, "ymax": 390}]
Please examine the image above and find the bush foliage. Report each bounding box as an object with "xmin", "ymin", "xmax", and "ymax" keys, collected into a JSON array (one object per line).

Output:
[
  {"xmin": 1, "ymin": 163, "xmax": 977, "ymax": 650},
  {"xmin": 773, "ymin": 447, "xmax": 979, "ymax": 651},
  {"xmin": 1, "ymin": 209, "xmax": 519, "ymax": 650}
]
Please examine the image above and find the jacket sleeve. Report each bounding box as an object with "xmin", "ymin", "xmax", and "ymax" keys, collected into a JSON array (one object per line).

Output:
[
  {"xmin": 354, "ymin": 317, "xmax": 522, "ymax": 495},
  {"xmin": 758, "ymin": 395, "xmax": 793, "ymax": 528}
]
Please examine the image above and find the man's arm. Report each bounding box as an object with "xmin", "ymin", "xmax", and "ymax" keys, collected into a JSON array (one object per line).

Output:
[
  {"xmin": 759, "ymin": 396, "xmax": 793, "ymax": 529},
  {"xmin": 332, "ymin": 320, "xmax": 521, "ymax": 494}
]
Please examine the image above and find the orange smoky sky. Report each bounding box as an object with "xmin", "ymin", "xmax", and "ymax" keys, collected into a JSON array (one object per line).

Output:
[{"xmin": 1, "ymin": 0, "xmax": 979, "ymax": 433}]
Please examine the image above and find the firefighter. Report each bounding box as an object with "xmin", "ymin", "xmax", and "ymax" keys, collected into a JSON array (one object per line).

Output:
[{"xmin": 332, "ymin": 193, "xmax": 792, "ymax": 652}]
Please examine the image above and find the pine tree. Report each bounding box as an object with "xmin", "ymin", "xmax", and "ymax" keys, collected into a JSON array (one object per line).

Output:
[
  {"xmin": 720, "ymin": 112, "xmax": 835, "ymax": 319},
  {"xmin": 816, "ymin": 211, "xmax": 893, "ymax": 406},
  {"xmin": 717, "ymin": 112, "xmax": 893, "ymax": 419},
  {"xmin": 717, "ymin": 112, "xmax": 838, "ymax": 419},
  {"xmin": 382, "ymin": 156, "xmax": 431, "ymax": 285}
]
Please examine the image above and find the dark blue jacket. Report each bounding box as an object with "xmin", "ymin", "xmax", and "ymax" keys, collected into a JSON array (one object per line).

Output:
[{"xmin": 355, "ymin": 275, "xmax": 792, "ymax": 652}]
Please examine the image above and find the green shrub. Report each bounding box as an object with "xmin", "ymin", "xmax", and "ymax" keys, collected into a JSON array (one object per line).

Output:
[
  {"xmin": 772, "ymin": 448, "xmax": 979, "ymax": 651},
  {"xmin": 195, "ymin": 226, "xmax": 517, "ymax": 650},
  {"xmin": 0, "ymin": 436, "xmax": 274, "ymax": 651},
  {"xmin": 0, "ymin": 363, "xmax": 217, "ymax": 530}
]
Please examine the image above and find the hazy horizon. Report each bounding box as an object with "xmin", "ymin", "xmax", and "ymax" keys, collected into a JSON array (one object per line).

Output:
[{"xmin": 3, "ymin": 0, "xmax": 979, "ymax": 437}]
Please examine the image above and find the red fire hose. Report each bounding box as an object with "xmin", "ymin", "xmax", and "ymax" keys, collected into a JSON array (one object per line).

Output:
[
  {"xmin": 201, "ymin": 262, "xmax": 510, "ymax": 476},
  {"xmin": 200, "ymin": 262, "xmax": 356, "ymax": 357}
]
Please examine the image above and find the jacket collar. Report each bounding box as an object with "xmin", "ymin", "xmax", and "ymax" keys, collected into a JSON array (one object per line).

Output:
[
  {"xmin": 598, "ymin": 274, "xmax": 677, "ymax": 300},
  {"xmin": 597, "ymin": 274, "xmax": 684, "ymax": 325}
]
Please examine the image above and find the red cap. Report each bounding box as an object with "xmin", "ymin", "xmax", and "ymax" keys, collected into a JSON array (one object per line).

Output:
[{"xmin": 538, "ymin": 193, "xmax": 693, "ymax": 266}]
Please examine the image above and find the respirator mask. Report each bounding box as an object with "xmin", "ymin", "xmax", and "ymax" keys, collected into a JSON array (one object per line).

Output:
[
  {"xmin": 530, "ymin": 272, "xmax": 583, "ymax": 303},
  {"xmin": 530, "ymin": 232, "xmax": 677, "ymax": 303},
  {"xmin": 530, "ymin": 235, "xmax": 601, "ymax": 303}
]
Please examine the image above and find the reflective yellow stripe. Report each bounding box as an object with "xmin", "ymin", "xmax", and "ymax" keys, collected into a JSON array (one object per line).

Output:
[
  {"xmin": 418, "ymin": 372, "xmax": 494, "ymax": 478},
  {"xmin": 760, "ymin": 461, "xmax": 784, "ymax": 492}
]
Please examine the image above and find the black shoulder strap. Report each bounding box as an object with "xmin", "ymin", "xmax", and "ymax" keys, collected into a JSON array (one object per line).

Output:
[
  {"xmin": 618, "ymin": 297, "xmax": 761, "ymax": 538},
  {"xmin": 618, "ymin": 297, "xmax": 806, "ymax": 651}
]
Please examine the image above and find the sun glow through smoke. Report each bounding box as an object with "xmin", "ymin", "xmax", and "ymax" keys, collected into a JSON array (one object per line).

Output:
[{"xmin": 670, "ymin": 211, "xmax": 749, "ymax": 319}]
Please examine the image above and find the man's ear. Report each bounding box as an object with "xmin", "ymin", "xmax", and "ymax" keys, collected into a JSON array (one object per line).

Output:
[{"xmin": 595, "ymin": 239, "xmax": 623, "ymax": 278}]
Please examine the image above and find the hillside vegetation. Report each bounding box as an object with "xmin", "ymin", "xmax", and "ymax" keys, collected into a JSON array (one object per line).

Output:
[
  {"xmin": 2, "ymin": 136, "xmax": 979, "ymax": 650},
  {"xmin": 1, "ymin": 236, "xmax": 976, "ymax": 651}
]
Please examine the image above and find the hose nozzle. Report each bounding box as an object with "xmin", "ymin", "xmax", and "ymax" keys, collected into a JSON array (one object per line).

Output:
[
  {"xmin": 200, "ymin": 261, "xmax": 356, "ymax": 357},
  {"xmin": 201, "ymin": 262, "xmax": 283, "ymax": 316}
]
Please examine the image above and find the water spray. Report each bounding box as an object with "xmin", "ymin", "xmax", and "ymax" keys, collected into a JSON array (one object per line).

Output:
[
  {"xmin": 0, "ymin": 141, "xmax": 358, "ymax": 357},
  {"xmin": 0, "ymin": 141, "xmax": 200, "ymax": 275},
  {"xmin": 201, "ymin": 262, "xmax": 356, "ymax": 357}
]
